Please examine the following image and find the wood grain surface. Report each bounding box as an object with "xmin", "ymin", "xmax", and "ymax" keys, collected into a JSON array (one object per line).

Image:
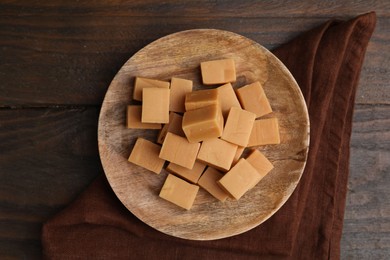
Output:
[
  {"xmin": 0, "ymin": 0, "xmax": 388, "ymax": 258},
  {"xmin": 98, "ymin": 29, "xmax": 309, "ymax": 240},
  {"xmin": 0, "ymin": 108, "xmax": 103, "ymax": 258},
  {"xmin": 1, "ymin": 4, "xmax": 389, "ymax": 106}
]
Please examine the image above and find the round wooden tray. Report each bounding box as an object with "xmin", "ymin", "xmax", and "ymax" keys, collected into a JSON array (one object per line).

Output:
[{"xmin": 98, "ymin": 29, "xmax": 309, "ymax": 240}]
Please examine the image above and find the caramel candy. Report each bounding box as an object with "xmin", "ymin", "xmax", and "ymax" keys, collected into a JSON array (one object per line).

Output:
[
  {"xmin": 246, "ymin": 149, "xmax": 274, "ymax": 185},
  {"xmin": 142, "ymin": 88, "xmax": 170, "ymax": 124},
  {"xmin": 182, "ymin": 104, "xmax": 224, "ymax": 143},
  {"xmin": 197, "ymin": 138, "xmax": 237, "ymax": 171},
  {"xmin": 217, "ymin": 83, "xmax": 241, "ymax": 118},
  {"xmin": 185, "ymin": 89, "xmax": 219, "ymax": 111},
  {"xmin": 126, "ymin": 105, "xmax": 161, "ymax": 129},
  {"xmin": 221, "ymin": 107, "xmax": 256, "ymax": 147},
  {"xmin": 235, "ymin": 81, "xmax": 272, "ymax": 118},
  {"xmin": 128, "ymin": 138, "xmax": 165, "ymax": 174},
  {"xmin": 233, "ymin": 146, "xmax": 245, "ymax": 165},
  {"xmin": 133, "ymin": 77, "xmax": 170, "ymax": 101},
  {"xmin": 159, "ymin": 133, "xmax": 200, "ymax": 169},
  {"xmin": 170, "ymin": 77, "xmax": 193, "ymax": 113},
  {"xmin": 198, "ymin": 167, "xmax": 229, "ymax": 202},
  {"xmin": 200, "ymin": 58, "xmax": 236, "ymax": 85},
  {"xmin": 159, "ymin": 174, "xmax": 199, "ymax": 210},
  {"xmin": 166, "ymin": 161, "xmax": 207, "ymax": 184},
  {"xmin": 157, "ymin": 112, "xmax": 185, "ymax": 144},
  {"xmin": 248, "ymin": 118, "xmax": 280, "ymax": 147},
  {"xmin": 218, "ymin": 158, "xmax": 261, "ymax": 200}
]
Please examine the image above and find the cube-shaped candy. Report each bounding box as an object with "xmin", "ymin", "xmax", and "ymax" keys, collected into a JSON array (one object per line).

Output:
[
  {"xmin": 218, "ymin": 158, "xmax": 261, "ymax": 200},
  {"xmin": 198, "ymin": 167, "xmax": 229, "ymax": 202},
  {"xmin": 185, "ymin": 88, "xmax": 219, "ymax": 111},
  {"xmin": 128, "ymin": 138, "xmax": 165, "ymax": 174},
  {"xmin": 248, "ymin": 118, "xmax": 280, "ymax": 147},
  {"xmin": 217, "ymin": 83, "xmax": 241, "ymax": 118},
  {"xmin": 166, "ymin": 161, "xmax": 207, "ymax": 184},
  {"xmin": 157, "ymin": 112, "xmax": 185, "ymax": 144},
  {"xmin": 200, "ymin": 59, "xmax": 236, "ymax": 85},
  {"xmin": 133, "ymin": 77, "xmax": 170, "ymax": 101},
  {"xmin": 142, "ymin": 88, "xmax": 170, "ymax": 124},
  {"xmin": 182, "ymin": 104, "xmax": 224, "ymax": 143},
  {"xmin": 159, "ymin": 174, "xmax": 199, "ymax": 210},
  {"xmin": 169, "ymin": 77, "xmax": 193, "ymax": 113},
  {"xmin": 235, "ymin": 81, "xmax": 272, "ymax": 118},
  {"xmin": 197, "ymin": 138, "xmax": 237, "ymax": 171},
  {"xmin": 221, "ymin": 107, "xmax": 256, "ymax": 147},
  {"xmin": 159, "ymin": 132, "xmax": 200, "ymax": 169},
  {"xmin": 233, "ymin": 146, "xmax": 245, "ymax": 165},
  {"xmin": 246, "ymin": 149, "xmax": 274, "ymax": 188},
  {"xmin": 126, "ymin": 105, "xmax": 161, "ymax": 129}
]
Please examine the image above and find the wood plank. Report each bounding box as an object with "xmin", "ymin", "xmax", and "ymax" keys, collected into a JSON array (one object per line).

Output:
[
  {"xmin": 341, "ymin": 104, "xmax": 390, "ymax": 258},
  {"xmin": 0, "ymin": 104, "xmax": 388, "ymax": 258},
  {"xmin": 1, "ymin": 0, "xmax": 389, "ymax": 17},
  {"xmin": 0, "ymin": 107, "xmax": 102, "ymax": 259},
  {"xmin": 1, "ymin": 15, "xmax": 388, "ymax": 106}
]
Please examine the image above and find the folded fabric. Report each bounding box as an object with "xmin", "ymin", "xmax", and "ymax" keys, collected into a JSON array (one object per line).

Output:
[{"xmin": 42, "ymin": 12, "xmax": 376, "ymax": 259}]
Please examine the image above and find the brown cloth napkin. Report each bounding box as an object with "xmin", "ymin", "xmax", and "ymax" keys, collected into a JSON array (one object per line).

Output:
[{"xmin": 42, "ymin": 12, "xmax": 376, "ymax": 260}]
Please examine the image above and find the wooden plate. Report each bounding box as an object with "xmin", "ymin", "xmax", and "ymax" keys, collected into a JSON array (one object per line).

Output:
[{"xmin": 98, "ymin": 29, "xmax": 309, "ymax": 240}]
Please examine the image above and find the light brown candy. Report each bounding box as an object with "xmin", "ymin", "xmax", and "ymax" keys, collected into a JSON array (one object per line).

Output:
[
  {"xmin": 142, "ymin": 88, "xmax": 170, "ymax": 124},
  {"xmin": 248, "ymin": 118, "xmax": 280, "ymax": 147},
  {"xmin": 185, "ymin": 89, "xmax": 219, "ymax": 111},
  {"xmin": 133, "ymin": 77, "xmax": 170, "ymax": 101},
  {"xmin": 246, "ymin": 149, "xmax": 274, "ymax": 187},
  {"xmin": 218, "ymin": 158, "xmax": 261, "ymax": 200},
  {"xmin": 170, "ymin": 77, "xmax": 193, "ymax": 113},
  {"xmin": 126, "ymin": 105, "xmax": 161, "ymax": 129},
  {"xmin": 157, "ymin": 112, "xmax": 185, "ymax": 144},
  {"xmin": 235, "ymin": 81, "xmax": 272, "ymax": 118},
  {"xmin": 159, "ymin": 174, "xmax": 199, "ymax": 210},
  {"xmin": 198, "ymin": 167, "xmax": 229, "ymax": 202},
  {"xmin": 221, "ymin": 107, "xmax": 256, "ymax": 147},
  {"xmin": 159, "ymin": 132, "xmax": 200, "ymax": 169},
  {"xmin": 217, "ymin": 83, "xmax": 241, "ymax": 118},
  {"xmin": 166, "ymin": 161, "xmax": 207, "ymax": 184},
  {"xmin": 232, "ymin": 146, "xmax": 245, "ymax": 165},
  {"xmin": 128, "ymin": 138, "xmax": 165, "ymax": 174},
  {"xmin": 197, "ymin": 138, "xmax": 237, "ymax": 171},
  {"xmin": 182, "ymin": 104, "xmax": 224, "ymax": 143},
  {"xmin": 200, "ymin": 59, "xmax": 236, "ymax": 85}
]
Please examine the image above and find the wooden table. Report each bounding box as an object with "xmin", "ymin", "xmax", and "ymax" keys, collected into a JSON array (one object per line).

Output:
[{"xmin": 1, "ymin": 1, "xmax": 389, "ymax": 259}]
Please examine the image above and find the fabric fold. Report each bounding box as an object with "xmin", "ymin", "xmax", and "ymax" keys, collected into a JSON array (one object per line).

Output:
[
  {"xmin": 42, "ymin": 12, "xmax": 376, "ymax": 260},
  {"xmin": 272, "ymin": 12, "xmax": 376, "ymax": 259}
]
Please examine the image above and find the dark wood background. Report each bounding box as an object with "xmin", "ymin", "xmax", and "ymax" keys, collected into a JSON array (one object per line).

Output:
[{"xmin": 0, "ymin": 1, "xmax": 389, "ymax": 259}]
